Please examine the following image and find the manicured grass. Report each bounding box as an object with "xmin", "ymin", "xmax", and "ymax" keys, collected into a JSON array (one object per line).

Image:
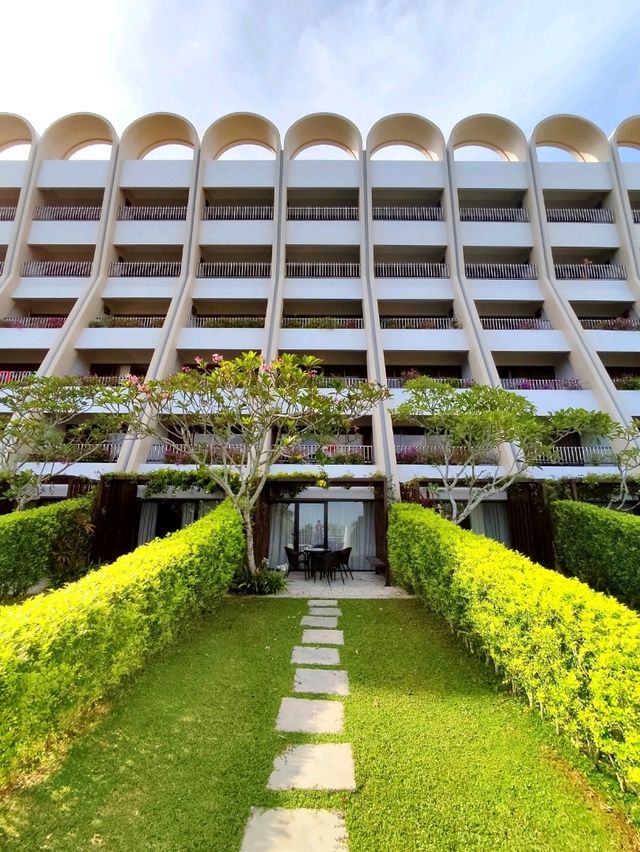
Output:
[{"xmin": 1, "ymin": 597, "xmax": 638, "ymax": 850}]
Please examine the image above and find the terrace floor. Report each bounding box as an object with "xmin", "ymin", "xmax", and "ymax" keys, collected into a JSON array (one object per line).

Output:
[{"xmin": 273, "ymin": 571, "xmax": 411, "ymax": 599}]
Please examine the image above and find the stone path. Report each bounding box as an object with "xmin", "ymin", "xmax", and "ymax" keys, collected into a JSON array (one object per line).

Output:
[{"xmin": 241, "ymin": 599, "xmax": 353, "ymax": 851}]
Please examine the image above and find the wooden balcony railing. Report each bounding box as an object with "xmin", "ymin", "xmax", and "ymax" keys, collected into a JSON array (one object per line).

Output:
[
  {"xmin": 197, "ymin": 261, "xmax": 271, "ymax": 278},
  {"xmin": 459, "ymin": 207, "xmax": 528, "ymax": 223},
  {"xmin": 109, "ymin": 261, "xmax": 181, "ymax": 277},
  {"xmin": 21, "ymin": 260, "xmax": 93, "ymax": 277},
  {"xmin": 546, "ymin": 207, "xmax": 614, "ymax": 224},
  {"xmin": 465, "ymin": 262, "xmax": 537, "ymax": 279},
  {"xmin": 554, "ymin": 263, "xmax": 626, "ymax": 280},
  {"xmin": 374, "ymin": 261, "xmax": 449, "ymax": 278}
]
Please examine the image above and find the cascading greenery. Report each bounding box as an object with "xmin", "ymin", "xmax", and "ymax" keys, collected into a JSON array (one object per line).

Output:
[
  {"xmin": 388, "ymin": 502, "xmax": 640, "ymax": 793},
  {"xmin": 552, "ymin": 499, "xmax": 640, "ymax": 608},
  {"xmin": 0, "ymin": 500, "xmax": 244, "ymax": 785}
]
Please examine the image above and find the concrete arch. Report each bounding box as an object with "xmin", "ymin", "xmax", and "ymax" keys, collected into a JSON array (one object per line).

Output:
[
  {"xmin": 120, "ymin": 113, "xmax": 198, "ymax": 160},
  {"xmin": 285, "ymin": 113, "xmax": 361, "ymax": 160},
  {"xmin": 531, "ymin": 115, "xmax": 609, "ymax": 163},
  {"xmin": 39, "ymin": 113, "xmax": 116, "ymax": 160},
  {"xmin": 612, "ymin": 116, "xmax": 640, "ymax": 150},
  {"xmin": 367, "ymin": 114, "xmax": 444, "ymax": 161},
  {"xmin": 449, "ymin": 114, "xmax": 528, "ymax": 162},
  {"xmin": 0, "ymin": 113, "xmax": 35, "ymax": 154},
  {"xmin": 202, "ymin": 113, "xmax": 280, "ymax": 159}
]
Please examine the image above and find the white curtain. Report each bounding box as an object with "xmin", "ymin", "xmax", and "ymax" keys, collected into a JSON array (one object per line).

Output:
[
  {"xmin": 470, "ymin": 501, "xmax": 511, "ymax": 547},
  {"xmin": 268, "ymin": 503, "xmax": 295, "ymax": 568},
  {"xmin": 327, "ymin": 502, "xmax": 375, "ymax": 570},
  {"xmin": 137, "ymin": 502, "xmax": 158, "ymax": 545},
  {"xmin": 181, "ymin": 502, "xmax": 197, "ymax": 527}
]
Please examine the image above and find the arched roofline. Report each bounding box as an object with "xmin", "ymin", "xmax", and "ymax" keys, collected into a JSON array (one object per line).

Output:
[
  {"xmin": 0, "ymin": 113, "xmax": 36, "ymax": 153},
  {"xmin": 40, "ymin": 112, "xmax": 116, "ymax": 160},
  {"xmin": 612, "ymin": 115, "xmax": 640, "ymax": 148},
  {"xmin": 531, "ymin": 114, "xmax": 609, "ymax": 162},
  {"xmin": 120, "ymin": 112, "xmax": 199, "ymax": 160},
  {"xmin": 284, "ymin": 113, "xmax": 362, "ymax": 160},
  {"xmin": 449, "ymin": 114, "xmax": 528, "ymax": 162},
  {"xmin": 367, "ymin": 113, "xmax": 445, "ymax": 160},
  {"xmin": 203, "ymin": 112, "xmax": 280, "ymax": 159}
]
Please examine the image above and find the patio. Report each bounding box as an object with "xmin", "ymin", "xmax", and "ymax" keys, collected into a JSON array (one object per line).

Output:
[{"xmin": 272, "ymin": 571, "xmax": 411, "ymax": 599}]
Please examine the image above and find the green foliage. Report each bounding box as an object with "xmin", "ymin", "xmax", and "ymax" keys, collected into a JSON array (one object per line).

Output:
[
  {"xmin": 552, "ymin": 500, "xmax": 640, "ymax": 608},
  {"xmin": 229, "ymin": 561, "xmax": 287, "ymax": 595},
  {"xmin": 0, "ymin": 500, "xmax": 244, "ymax": 785},
  {"xmin": 0, "ymin": 497, "xmax": 93, "ymax": 597},
  {"xmin": 388, "ymin": 502, "xmax": 640, "ymax": 793},
  {"xmin": 145, "ymin": 466, "xmax": 240, "ymax": 496}
]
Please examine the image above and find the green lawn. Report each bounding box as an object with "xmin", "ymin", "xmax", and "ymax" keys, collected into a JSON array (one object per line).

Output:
[{"xmin": 1, "ymin": 597, "xmax": 637, "ymax": 851}]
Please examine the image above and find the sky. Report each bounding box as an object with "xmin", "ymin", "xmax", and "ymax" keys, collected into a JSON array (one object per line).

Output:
[{"xmin": 1, "ymin": 0, "xmax": 639, "ymax": 143}]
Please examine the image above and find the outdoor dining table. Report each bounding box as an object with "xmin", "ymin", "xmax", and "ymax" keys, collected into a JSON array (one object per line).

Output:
[{"xmin": 303, "ymin": 547, "xmax": 334, "ymax": 585}]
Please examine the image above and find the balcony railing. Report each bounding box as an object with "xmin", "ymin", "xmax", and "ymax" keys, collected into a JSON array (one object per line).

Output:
[
  {"xmin": 372, "ymin": 206, "xmax": 443, "ymax": 221},
  {"xmin": 374, "ymin": 261, "xmax": 449, "ymax": 278},
  {"xmin": 459, "ymin": 207, "xmax": 529, "ymax": 223},
  {"xmin": 21, "ymin": 260, "xmax": 93, "ymax": 277},
  {"xmin": 0, "ymin": 370, "xmax": 37, "ymax": 383},
  {"xmin": 73, "ymin": 375, "xmax": 129, "ymax": 385},
  {"xmin": 117, "ymin": 206, "xmax": 187, "ymax": 221},
  {"xmin": 394, "ymin": 444, "xmax": 499, "ymax": 465},
  {"xmin": 280, "ymin": 444, "xmax": 373, "ymax": 464},
  {"xmin": 579, "ymin": 317, "xmax": 640, "ymax": 331},
  {"xmin": 282, "ymin": 316, "xmax": 364, "ymax": 329},
  {"xmin": 203, "ymin": 205, "xmax": 273, "ymax": 221},
  {"xmin": 546, "ymin": 207, "xmax": 614, "ymax": 224},
  {"xmin": 554, "ymin": 263, "xmax": 626, "ymax": 280},
  {"xmin": 387, "ymin": 376, "xmax": 474, "ymax": 388},
  {"xmin": 109, "ymin": 261, "xmax": 181, "ymax": 277},
  {"xmin": 315, "ymin": 376, "xmax": 366, "ymax": 387},
  {"xmin": 29, "ymin": 442, "xmax": 122, "ymax": 463},
  {"xmin": 534, "ymin": 445, "xmax": 615, "ymax": 466},
  {"xmin": 0, "ymin": 316, "xmax": 66, "ymax": 329},
  {"xmin": 612, "ymin": 376, "xmax": 640, "ymax": 390},
  {"xmin": 288, "ymin": 206, "xmax": 358, "ymax": 221},
  {"xmin": 500, "ymin": 378, "xmax": 583, "ymax": 390},
  {"xmin": 0, "ymin": 261, "xmax": 3, "ymax": 275},
  {"xmin": 465, "ymin": 262, "xmax": 537, "ymax": 279},
  {"xmin": 147, "ymin": 442, "xmax": 246, "ymax": 464},
  {"xmin": 380, "ymin": 316, "xmax": 457, "ymax": 330},
  {"xmin": 89, "ymin": 316, "xmax": 165, "ymax": 329},
  {"xmin": 286, "ymin": 261, "xmax": 360, "ymax": 278},
  {"xmin": 481, "ymin": 317, "xmax": 552, "ymax": 330},
  {"xmin": 197, "ymin": 261, "xmax": 271, "ymax": 278},
  {"xmin": 33, "ymin": 205, "xmax": 102, "ymax": 221},
  {"xmin": 188, "ymin": 315, "xmax": 265, "ymax": 328},
  {"xmin": 633, "ymin": 210, "xmax": 640, "ymax": 224},
  {"xmin": 0, "ymin": 206, "xmax": 16, "ymax": 221}
]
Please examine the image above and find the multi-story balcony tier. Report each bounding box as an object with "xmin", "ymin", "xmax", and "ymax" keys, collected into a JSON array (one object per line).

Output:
[{"xmin": 196, "ymin": 247, "xmax": 273, "ymax": 299}]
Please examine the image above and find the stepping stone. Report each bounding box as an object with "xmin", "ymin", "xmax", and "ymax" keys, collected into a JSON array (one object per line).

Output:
[
  {"xmin": 307, "ymin": 599, "xmax": 338, "ymax": 607},
  {"xmin": 276, "ymin": 697, "xmax": 344, "ymax": 733},
  {"xmin": 301, "ymin": 615, "xmax": 338, "ymax": 628},
  {"xmin": 241, "ymin": 808, "xmax": 348, "ymax": 851},
  {"xmin": 309, "ymin": 607, "xmax": 341, "ymax": 617},
  {"xmin": 302, "ymin": 628, "xmax": 344, "ymax": 645},
  {"xmin": 268, "ymin": 744, "xmax": 356, "ymax": 790},
  {"xmin": 291, "ymin": 645, "xmax": 340, "ymax": 666},
  {"xmin": 294, "ymin": 668, "xmax": 349, "ymax": 696}
]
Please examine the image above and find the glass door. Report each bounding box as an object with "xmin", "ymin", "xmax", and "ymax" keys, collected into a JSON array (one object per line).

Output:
[{"xmin": 297, "ymin": 502, "xmax": 327, "ymax": 550}]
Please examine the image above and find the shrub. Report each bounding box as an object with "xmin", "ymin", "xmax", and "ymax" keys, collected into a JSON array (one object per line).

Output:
[
  {"xmin": 230, "ymin": 560, "xmax": 288, "ymax": 595},
  {"xmin": 0, "ymin": 500, "xmax": 244, "ymax": 785},
  {"xmin": 551, "ymin": 500, "xmax": 640, "ymax": 608},
  {"xmin": 0, "ymin": 497, "xmax": 93, "ymax": 598},
  {"xmin": 388, "ymin": 502, "xmax": 640, "ymax": 792}
]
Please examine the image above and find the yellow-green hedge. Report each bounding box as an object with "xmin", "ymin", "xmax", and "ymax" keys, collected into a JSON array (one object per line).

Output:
[
  {"xmin": 388, "ymin": 502, "xmax": 640, "ymax": 792},
  {"xmin": 0, "ymin": 500, "xmax": 244, "ymax": 785},
  {"xmin": 552, "ymin": 500, "xmax": 640, "ymax": 608}
]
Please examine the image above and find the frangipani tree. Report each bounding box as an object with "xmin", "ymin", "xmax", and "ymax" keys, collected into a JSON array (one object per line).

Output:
[
  {"xmin": 108, "ymin": 352, "xmax": 389, "ymax": 573},
  {"xmin": 394, "ymin": 378, "xmax": 615, "ymax": 523}
]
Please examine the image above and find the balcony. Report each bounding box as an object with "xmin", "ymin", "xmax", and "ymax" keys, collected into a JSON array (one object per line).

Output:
[
  {"xmin": 146, "ymin": 442, "xmax": 246, "ymax": 464},
  {"xmin": 117, "ymin": 205, "xmax": 187, "ymax": 221},
  {"xmin": 89, "ymin": 316, "xmax": 165, "ymax": 328},
  {"xmin": 380, "ymin": 316, "xmax": 457, "ymax": 330},
  {"xmin": 546, "ymin": 208, "xmax": 614, "ymax": 223},
  {"xmin": 188, "ymin": 315, "xmax": 265, "ymax": 328},
  {"xmin": 285, "ymin": 261, "xmax": 360, "ymax": 278},
  {"xmin": 0, "ymin": 316, "xmax": 66, "ymax": 328},
  {"xmin": 554, "ymin": 263, "xmax": 626, "ymax": 280},
  {"xmin": 459, "ymin": 207, "xmax": 528, "ymax": 222},
  {"xmin": 374, "ymin": 261, "xmax": 449, "ymax": 278},
  {"xmin": 202, "ymin": 205, "xmax": 273, "ymax": 221},
  {"xmin": 33, "ymin": 205, "xmax": 102, "ymax": 221},
  {"xmin": 633, "ymin": 210, "xmax": 640, "ymax": 224},
  {"xmin": 500, "ymin": 377, "xmax": 583, "ymax": 390},
  {"xmin": 282, "ymin": 316, "xmax": 363, "ymax": 329},
  {"xmin": 579, "ymin": 317, "xmax": 640, "ymax": 331},
  {"xmin": 197, "ymin": 261, "xmax": 271, "ymax": 278},
  {"xmin": 0, "ymin": 206, "xmax": 17, "ymax": 221},
  {"xmin": 28, "ymin": 442, "xmax": 122, "ymax": 464},
  {"xmin": 481, "ymin": 317, "xmax": 552, "ymax": 330},
  {"xmin": 465, "ymin": 262, "xmax": 537, "ymax": 279},
  {"xmin": 387, "ymin": 375, "xmax": 474, "ymax": 389},
  {"xmin": 533, "ymin": 445, "xmax": 615, "ymax": 466},
  {"xmin": 21, "ymin": 260, "xmax": 93, "ymax": 277},
  {"xmin": 109, "ymin": 261, "xmax": 181, "ymax": 278},
  {"xmin": 288, "ymin": 206, "xmax": 358, "ymax": 221},
  {"xmin": 279, "ymin": 444, "xmax": 373, "ymax": 464},
  {"xmin": 0, "ymin": 369, "xmax": 37, "ymax": 383},
  {"xmin": 394, "ymin": 444, "xmax": 499, "ymax": 465},
  {"xmin": 372, "ymin": 205, "xmax": 442, "ymax": 221}
]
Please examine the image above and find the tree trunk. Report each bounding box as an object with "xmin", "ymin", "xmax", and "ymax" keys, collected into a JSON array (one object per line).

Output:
[{"xmin": 243, "ymin": 507, "xmax": 258, "ymax": 575}]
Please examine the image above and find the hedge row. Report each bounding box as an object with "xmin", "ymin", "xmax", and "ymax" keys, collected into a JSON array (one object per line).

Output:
[
  {"xmin": 552, "ymin": 500, "xmax": 640, "ymax": 608},
  {"xmin": 388, "ymin": 503, "xmax": 640, "ymax": 792},
  {"xmin": 0, "ymin": 497, "xmax": 94, "ymax": 598},
  {"xmin": 0, "ymin": 500, "xmax": 244, "ymax": 785}
]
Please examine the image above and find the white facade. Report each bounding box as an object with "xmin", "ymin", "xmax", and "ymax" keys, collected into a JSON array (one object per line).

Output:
[{"xmin": 1, "ymin": 110, "xmax": 640, "ymax": 483}]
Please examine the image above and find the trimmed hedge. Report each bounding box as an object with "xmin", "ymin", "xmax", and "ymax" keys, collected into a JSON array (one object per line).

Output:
[
  {"xmin": 0, "ymin": 500, "xmax": 244, "ymax": 785},
  {"xmin": 0, "ymin": 497, "xmax": 93, "ymax": 598},
  {"xmin": 552, "ymin": 500, "xmax": 640, "ymax": 608},
  {"xmin": 388, "ymin": 503, "xmax": 640, "ymax": 792}
]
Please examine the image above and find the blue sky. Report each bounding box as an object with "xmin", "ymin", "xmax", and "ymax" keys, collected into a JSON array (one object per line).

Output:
[{"xmin": 3, "ymin": 0, "xmax": 639, "ymax": 140}]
